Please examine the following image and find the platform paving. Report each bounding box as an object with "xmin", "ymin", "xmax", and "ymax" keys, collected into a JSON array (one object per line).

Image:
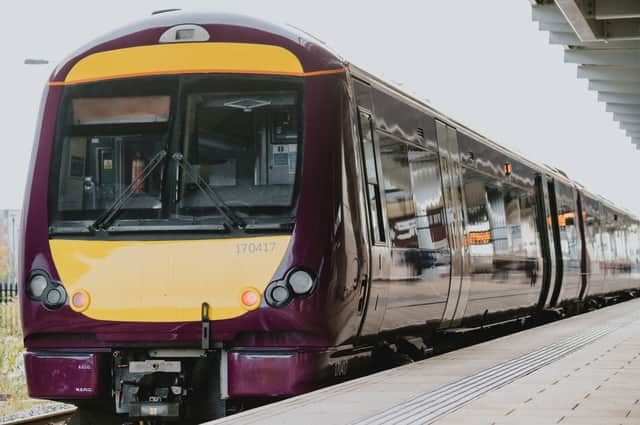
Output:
[{"xmin": 207, "ymin": 298, "xmax": 640, "ymax": 425}]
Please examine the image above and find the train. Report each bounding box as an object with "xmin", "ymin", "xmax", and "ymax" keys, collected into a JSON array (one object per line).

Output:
[{"xmin": 19, "ymin": 10, "xmax": 640, "ymax": 424}]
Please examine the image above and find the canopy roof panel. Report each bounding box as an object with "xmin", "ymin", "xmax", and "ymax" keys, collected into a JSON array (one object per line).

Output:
[{"xmin": 531, "ymin": 0, "xmax": 640, "ymax": 148}]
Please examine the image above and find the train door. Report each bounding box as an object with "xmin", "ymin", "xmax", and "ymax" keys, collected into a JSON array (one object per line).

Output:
[
  {"xmin": 576, "ymin": 191, "xmax": 589, "ymax": 299},
  {"xmin": 534, "ymin": 174, "xmax": 556, "ymax": 309},
  {"xmin": 540, "ymin": 175, "xmax": 557, "ymax": 307},
  {"xmin": 436, "ymin": 121, "xmax": 470, "ymax": 327},
  {"xmin": 547, "ymin": 179, "xmax": 563, "ymax": 306},
  {"xmin": 352, "ymin": 80, "xmax": 388, "ymax": 336}
]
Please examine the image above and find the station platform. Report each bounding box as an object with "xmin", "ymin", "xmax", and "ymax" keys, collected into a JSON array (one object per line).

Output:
[{"xmin": 208, "ymin": 298, "xmax": 640, "ymax": 425}]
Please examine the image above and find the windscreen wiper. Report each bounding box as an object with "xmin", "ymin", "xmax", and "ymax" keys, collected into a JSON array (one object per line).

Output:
[
  {"xmin": 89, "ymin": 150, "xmax": 167, "ymax": 232},
  {"xmin": 173, "ymin": 153, "xmax": 245, "ymax": 229}
]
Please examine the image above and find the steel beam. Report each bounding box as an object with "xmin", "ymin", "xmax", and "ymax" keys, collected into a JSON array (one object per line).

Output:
[
  {"xmin": 589, "ymin": 80, "xmax": 640, "ymax": 95},
  {"xmin": 606, "ymin": 103, "xmax": 640, "ymax": 114},
  {"xmin": 538, "ymin": 21, "xmax": 575, "ymax": 33},
  {"xmin": 550, "ymin": 31, "xmax": 640, "ymax": 48},
  {"xmin": 613, "ymin": 113, "xmax": 640, "ymax": 123},
  {"xmin": 577, "ymin": 65, "xmax": 640, "ymax": 82},
  {"xmin": 599, "ymin": 92, "xmax": 640, "ymax": 105},
  {"xmin": 548, "ymin": 31, "xmax": 582, "ymax": 45},
  {"xmin": 532, "ymin": 4, "xmax": 567, "ymax": 24},
  {"xmin": 595, "ymin": 0, "xmax": 640, "ymax": 20},
  {"xmin": 603, "ymin": 20, "xmax": 640, "ymax": 40},
  {"xmin": 565, "ymin": 49, "xmax": 640, "ymax": 67},
  {"xmin": 555, "ymin": 0, "xmax": 599, "ymax": 42}
]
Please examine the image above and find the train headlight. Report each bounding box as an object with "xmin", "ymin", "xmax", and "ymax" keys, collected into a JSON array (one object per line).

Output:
[
  {"xmin": 287, "ymin": 269, "xmax": 316, "ymax": 296},
  {"xmin": 28, "ymin": 274, "xmax": 48, "ymax": 299},
  {"xmin": 265, "ymin": 267, "xmax": 317, "ymax": 308},
  {"xmin": 265, "ymin": 282, "xmax": 292, "ymax": 308},
  {"xmin": 42, "ymin": 285, "xmax": 67, "ymax": 310}
]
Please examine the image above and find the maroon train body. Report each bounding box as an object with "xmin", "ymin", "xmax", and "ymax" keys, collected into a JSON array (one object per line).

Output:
[{"xmin": 19, "ymin": 11, "xmax": 640, "ymax": 423}]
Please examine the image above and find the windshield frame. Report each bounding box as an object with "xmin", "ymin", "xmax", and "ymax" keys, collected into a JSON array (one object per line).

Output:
[{"xmin": 48, "ymin": 74, "xmax": 305, "ymax": 235}]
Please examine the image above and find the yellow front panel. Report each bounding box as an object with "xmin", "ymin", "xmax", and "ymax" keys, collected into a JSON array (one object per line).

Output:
[
  {"xmin": 59, "ymin": 43, "xmax": 305, "ymax": 85},
  {"xmin": 49, "ymin": 236, "xmax": 291, "ymax": 322}
]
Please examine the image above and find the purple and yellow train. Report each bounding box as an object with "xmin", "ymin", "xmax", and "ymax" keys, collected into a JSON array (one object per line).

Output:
[{"xmin": 20, "ymin": 10, "xmax": 640, "ymax": 423}]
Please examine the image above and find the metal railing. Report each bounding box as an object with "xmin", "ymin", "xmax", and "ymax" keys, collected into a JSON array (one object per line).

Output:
[
  {"xmin": 1, "ymin": 279, "xmax": 18, "ymax": 303},
  {"xmin": 0, "ymin": 279, "xmax": 20, "ymax": 337}
]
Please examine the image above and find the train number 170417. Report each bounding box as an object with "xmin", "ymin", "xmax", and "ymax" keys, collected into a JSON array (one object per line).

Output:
[{"xmin": 235, "ymin": 242, "xmax": 277, "ymax": 255}]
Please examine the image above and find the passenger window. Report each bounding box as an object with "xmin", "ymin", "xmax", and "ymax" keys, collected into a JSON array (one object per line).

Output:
[
  {"xmin": 357, "ymin": 111, "xmax": 385, "ymax": 244},
  {"xmin": 378, "ymin": 135, "xmax": 418, "ymax": 249},
  {"xmin": 463, "ymin": 167, "xmax": 539, "ymax": 259}
]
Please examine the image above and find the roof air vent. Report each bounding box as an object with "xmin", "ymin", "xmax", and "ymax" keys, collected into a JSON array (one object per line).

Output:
[
  {"xmin": 417, "ymin": 128, "xmax": 425, "ymax": 140},
  {"xmin": 159, "ymin": 24, "xmax": 210, "ymax": 43}
]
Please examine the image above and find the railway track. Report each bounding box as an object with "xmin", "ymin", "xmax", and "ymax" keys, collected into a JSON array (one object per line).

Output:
[{"xmin": 2, "ymin": 406, "xmax": 76, "ymax": 425}]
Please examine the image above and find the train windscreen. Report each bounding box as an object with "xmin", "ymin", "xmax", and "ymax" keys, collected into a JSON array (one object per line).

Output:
[
  {"xmin": 177, "ymin": 91, "xmax": 300, "ymax": 221},
  {"xmin": 48, "ymin": 76, "xmax": 303, "ymax": 233}
]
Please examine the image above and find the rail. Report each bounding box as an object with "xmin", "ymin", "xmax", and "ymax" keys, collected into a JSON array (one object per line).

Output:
[{"xmin": 1, "ymin": 406, "xmax": 77, "ymax": 425}]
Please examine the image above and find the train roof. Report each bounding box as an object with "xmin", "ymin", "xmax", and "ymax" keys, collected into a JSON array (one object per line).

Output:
[
  {"xmin": 51, "ymin": 10, "xmax": 345, "ymax": 84},
  {"xmin": 348, "ymin": 64, "xmax": 639, "ymax": 221}
]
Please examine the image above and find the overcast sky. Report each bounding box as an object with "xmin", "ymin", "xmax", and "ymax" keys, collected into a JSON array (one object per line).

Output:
[{"xmin": 1, "ymin": 1, "xmax": 637, "ymax": 213}]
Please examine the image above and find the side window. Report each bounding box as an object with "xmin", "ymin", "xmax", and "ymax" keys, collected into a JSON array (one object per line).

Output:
[
  {"xmin": 466, "ymin": 172, "xmax": 536, "ymax": 258},
  {"xmin": 408, "ymin": 146, "xmax": 447, "ymax": 250},
  {"xmin": 357, "ymin": 111, "xmax": 385, "ymax": 244},
  {"xmin": 378, "ymin": 135, "xmax": 418, "ymax": 248}
]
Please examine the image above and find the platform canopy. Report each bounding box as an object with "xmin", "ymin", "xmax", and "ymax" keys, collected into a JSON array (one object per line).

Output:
[{"xmin": 530, "ymin": 0, "xmax": 640, "ymax": 148}]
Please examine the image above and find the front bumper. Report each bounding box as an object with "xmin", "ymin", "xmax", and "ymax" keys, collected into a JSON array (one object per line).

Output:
[
  {"xmin": 24, "ymin": 348, "xmax": 330, "ymax": 400},
  {"xmin": 24, "ymin": 352, "xmax": 106, "ymax": 399},
  {"xmin": 227, "ymin": 349, "xmax": 329, "ymax": 397}
]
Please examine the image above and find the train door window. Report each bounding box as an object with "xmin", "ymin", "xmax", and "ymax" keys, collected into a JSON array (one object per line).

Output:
[
  {"xmin": 627, "ymin": 221, "xmax": 640, "ymax": 264},
  {"xmin": 378, "ymin": 135, "xmax": 418, "ymax": 249},
  {"xmin": 518, "ymin": 190, "xmax": 540, "ymax": 258},
  {"xmin": 556, "ymin": 184, "xmax": 582, "ymax": 270},
  {"xmin": 602, "ymin": 222, "xmax": 612, "ymax": 263},
  {"xmin": 357, "ymin": 110, "xmax": 385, "ymax": 244},
  {"xmin": 462, "ymin": 169, "xmax": 493, "ymax": 260},
  {"xmin": 408, "ymin": 145, "xmax": 447, "ymax": 250},
  {"xmin": 584, "ymin": 199, "xmax": 602, "ymax": 266},
  {"xmin": 486, "ymin": 186, "xmax": 509, "ymax": 254}
]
